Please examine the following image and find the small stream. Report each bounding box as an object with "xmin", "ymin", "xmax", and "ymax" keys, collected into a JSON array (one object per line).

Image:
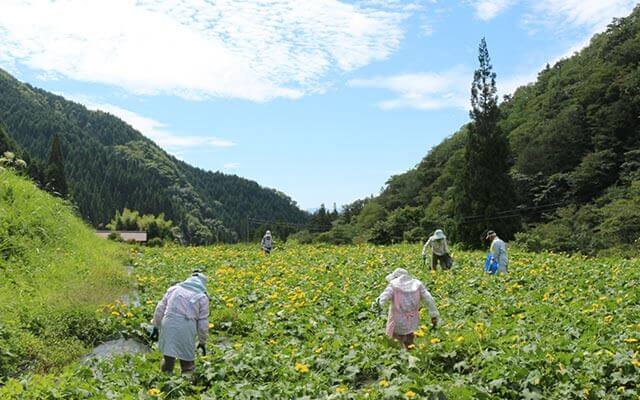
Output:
[
  {"xmin": 82, "ymin": 338, "xmax": 150, "ymax": 362},
  {"xmin": 83, "ymin": 264, "xmax": 149, "ymax": 362}
]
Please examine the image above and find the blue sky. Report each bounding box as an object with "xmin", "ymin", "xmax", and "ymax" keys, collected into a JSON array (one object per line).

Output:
[{"xmin": 0, "ymin": 0, "xmax": 637, "ymax": 210}]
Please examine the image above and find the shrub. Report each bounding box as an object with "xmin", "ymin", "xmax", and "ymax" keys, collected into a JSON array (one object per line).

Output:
[
  {"xmin": 107, "ymin": 232, "xmax": 124, "ymax": 242},
  {"xmin": 146, "ymin": 237, "xmax": 164, "ymax": 247}
]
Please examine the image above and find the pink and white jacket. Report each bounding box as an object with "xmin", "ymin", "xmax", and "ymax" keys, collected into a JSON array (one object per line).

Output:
[{"xmin": 376, "ymin": 269, "xmax": 439, "ymax": 337}]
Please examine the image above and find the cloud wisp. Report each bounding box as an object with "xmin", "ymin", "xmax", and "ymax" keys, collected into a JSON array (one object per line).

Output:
[
  {"xmin": 523, "ymin": 0, "xmax": 637, "ymax": 34},
  {"xmin": 470, "ymin": 0, "xmax": 514, "ymax": 21},
  {"xmin": 223, "ymin": 162, "xmax": 241, "ymax": 170},
  {"xmin": 61, "ymin": 93, "xmax": 235, "ymax": 151},
  {"xmin": 348, "ymin": 66, "xmax": 470, "ymax": 111},
  {"xmin": 0, "ymin": 0, "xmax": 409, "ymax": 102}
]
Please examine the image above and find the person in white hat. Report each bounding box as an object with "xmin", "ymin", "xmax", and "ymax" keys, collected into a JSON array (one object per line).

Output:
[
  {"xmin": 260, "ymin": 230, "xmax": 273, "ymax": 254},
  {"xmin": 422, "ymin": 229, "xmax": 452, "ymax": 270},
  {"xmin": 485, "ymin": 230, "xmax": 508, "ymax": 274},
  {"xmin": 374, "ymin": 268, "xmax": 439, "ymax": 349},
  {"xmin": 152, "ymin": 271, "xmax": 210, "ymax": 374}
]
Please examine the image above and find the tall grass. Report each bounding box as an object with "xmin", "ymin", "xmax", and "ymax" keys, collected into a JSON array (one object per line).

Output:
[{"xmin": 0, "ymin": 170, "xmax": 129, "ymax": 376}]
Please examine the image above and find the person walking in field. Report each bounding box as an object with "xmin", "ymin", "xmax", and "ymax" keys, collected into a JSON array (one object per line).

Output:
[
  {"xmin": 486, "ymin": 230, "xmax": 508, "ymax": 274},
  {"xmin": 422, "ymin": 229, "xmax": 453, "ymax": 270},
  {"xmin": 261, "ymin": 230, "xmax": 273, "ymax": 254},
  {"xmin": 374, "ymin": 268, "xmax": 439, "ymax": 349},
  {"xmin": 152, "ymin": 271, "xmax": 210, "ymax": 374}
]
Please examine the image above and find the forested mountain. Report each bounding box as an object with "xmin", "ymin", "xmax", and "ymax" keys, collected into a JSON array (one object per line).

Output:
[
  {"xmin": 322, "ymin": 6, "xmax": 640, "ymax": 253},
  {"xmin": 0, "ymin": 70, "xmax": 308, "ymax": 243}
]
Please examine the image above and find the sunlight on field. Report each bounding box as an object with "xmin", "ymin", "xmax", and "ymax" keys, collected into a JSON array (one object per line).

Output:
[{"xmin": 4, "ymin": 243, "xmax": 638, "ymax": 399}]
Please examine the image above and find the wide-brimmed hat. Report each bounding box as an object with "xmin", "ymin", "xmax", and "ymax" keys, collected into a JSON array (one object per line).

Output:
[
  {"xmin": 191, "ymin": 272, "xmax": 208, "ymax": 285},
  {"xmin": 385, "ymin": 268, "xmax": 420, "ymax": 291},
  {"xmin": 433, "ymin": 229, "xmax": 446, "ymax": 240},
  {"xmin": 385, "ymin": 268, "xmax": 409, "ymax": 282}
]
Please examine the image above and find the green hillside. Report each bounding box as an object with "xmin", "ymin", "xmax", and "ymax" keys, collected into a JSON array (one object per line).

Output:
[
  {"xmin": 328, "ymin": 7, "xmax": 640, "ymax": 253},
  {"xmin": 0, "ymin": 169, "xmax": 128, "ymax": 377},
  {"xmin": 0, "ymin": 73, "xmax": 308, "ymax": 243}
]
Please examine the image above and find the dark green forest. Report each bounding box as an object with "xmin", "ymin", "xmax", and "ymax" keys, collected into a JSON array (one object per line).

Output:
[
  {"xmin": 311, "ymin": 7, "xmax": 640, "ymax": 254},
  {"xmin": 0, "ymin": 71, "xmax": 308, "ymax": 244}
]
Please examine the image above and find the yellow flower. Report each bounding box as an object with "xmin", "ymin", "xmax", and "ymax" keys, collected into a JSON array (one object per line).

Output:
[
  {"xmin": 379, "ymin": 379, "xmax": 390, "ymax": 388},
  {"xmin": 225, "ymin": 302, "xmax": 234, "ymax": 308},
  {"xmin": 146, "ymin": 300, "xmax": 154, "ymax": 305},
  {"xmin": 414, "ymin": 329, "xmax": 425, "ymax": 338},
  {"xmin": 208, "ymin": 322, "xmax": 214, "ymax": 329},
  {"xmin": 314, "ymin": 347, "xmax": 323, "ymax": 353},
  {"xmin": 295, "ymin": 362, "xmax": 309, "ymax": 373},
  {"xmin": 632, "ymin": 359, "xmax": 640, "ymax": 367},
  {"xmin": 604, "ymin": 315, "xmax": 613, "ymax": 323},
  {"xmin": 624, "ymin": 338, "xmax": 638, "ymax": 343},
  {"xmin": 430, "ymin": 338, "xmax": 441, "ymax": 344},
  {"xmin": 455, "ymin": 336, "xmax": 464, "ymax": 342},
  {"xmin": 407, "ymin": 344, "xmax": 416, "ymax": 349},
  {"xmin": 110, "ymin": 311, "xmax": 120, "ymax": 317},
  {"xmin": 336, "ymin": 385, "xmax": 347, "ymax": 394},
  {"xmin": 405, "ymin": 390, "xmax": 417, "ymax": 398},
  {"xmin": 125, "ymin": 312, "xmax": 134, "ymax": 318},
  {"xmin": 147, "ymin": 388, "xmax": 161, "ymax": 396}
]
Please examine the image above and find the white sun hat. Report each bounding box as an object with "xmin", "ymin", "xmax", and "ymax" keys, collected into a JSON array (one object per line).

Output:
[
  {"xmin": 433, "ymin": 229, "xmax": 446, "ymax": 240},
  {"xmin": 385, "ymin": 268, "xmax": 421, "ymax": 292}
]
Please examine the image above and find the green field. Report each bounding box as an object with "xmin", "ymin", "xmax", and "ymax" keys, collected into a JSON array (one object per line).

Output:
[{"xmin": 2, "ymin": 239, "xmax": 639, "ymax": 399}]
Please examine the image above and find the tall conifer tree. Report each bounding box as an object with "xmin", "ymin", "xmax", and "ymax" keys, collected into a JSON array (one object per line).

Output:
[
  {"xmin": 454, "ymin": 38, "xmax": 519, "ymax": 247},
  {"xmin": 46, "ymin": 134, "xmax": 68, "ymax": 198}
]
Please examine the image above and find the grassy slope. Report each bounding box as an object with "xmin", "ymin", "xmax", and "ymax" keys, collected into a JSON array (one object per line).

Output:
[
  {"xmin": 0, "ymin": 170, "xmax": 129, "ymax": 376},
  {"xmin": 2, "ymin": 243, "xmax": 638, "ymax": 399}
]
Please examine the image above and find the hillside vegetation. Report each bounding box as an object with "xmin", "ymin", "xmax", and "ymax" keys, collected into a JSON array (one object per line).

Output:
[
  {"xmin": 1, "ymin": 244, "xmax": 638, "ymax": 399},
  {"xmin": 0, "ymin": 72, "xmax": 308, "ymax": 243},
  {"xmin": 320, "ymin": 7, "xmax": 640, "ymax": 253},
  {"xmin": 0, "ymin": 170, "xmax": 128, "ymax": 377}
]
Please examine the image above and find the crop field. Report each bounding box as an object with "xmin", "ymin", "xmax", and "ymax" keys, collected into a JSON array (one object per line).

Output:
[{"xmin": 2, "ymin": 244, "xmax": 639, "ymax": 399}]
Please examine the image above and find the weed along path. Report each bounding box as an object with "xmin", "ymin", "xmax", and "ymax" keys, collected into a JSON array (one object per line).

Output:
[
  {"xmin": 2, "ymin": 243, "xmax": 639, "ymax": 399},
  {"xmin": 81, "ymin": 262, "xmax": 149, "ymax": 363}
]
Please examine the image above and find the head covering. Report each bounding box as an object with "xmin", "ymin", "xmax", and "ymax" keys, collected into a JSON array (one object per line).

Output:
[
  {"xmin": 385, "ymin": 268, "xmax": 409, "ymax": 282},
  {"xmin": 265, "ymin": 230, "xmax": 271, "ymax": 236},
  {"xmin": 485, "ymin": 230, "xmax": 496, "ymax": 240},
  {"xmin": 385, "ymin": 268, "xmax": 421, "ymax": 292},
  {"xmin": 180, "ymin": 272, "xmax": 208, "ymax": 294},
  {"xmin": 433, "ymin": 229, "xmax": 446, "ymax": 240}
]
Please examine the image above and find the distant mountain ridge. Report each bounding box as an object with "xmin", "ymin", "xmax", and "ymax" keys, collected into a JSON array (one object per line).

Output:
[{"xmin": 0, "ymin": 69, "xmax": 308, "ymax": 243}]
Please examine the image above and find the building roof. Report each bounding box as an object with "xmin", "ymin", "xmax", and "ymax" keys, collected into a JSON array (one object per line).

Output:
[{"xmin": 96, "ymin": 230, "xmax": 148, "ymax": 242}]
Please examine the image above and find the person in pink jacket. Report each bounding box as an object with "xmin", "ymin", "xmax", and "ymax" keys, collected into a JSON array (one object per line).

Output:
[
  {"xmin": 152, "ymin": 272, "xmax": 210, "ymax": 374},
  {"xmin": 375, "ymin": 268, "xmax": 439, "ymax": 349}
]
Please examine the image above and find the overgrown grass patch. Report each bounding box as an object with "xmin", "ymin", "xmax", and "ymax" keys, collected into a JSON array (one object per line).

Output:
[{"xmin": 0, "ymin": 170, "xmax": 129, "ymax": 376}]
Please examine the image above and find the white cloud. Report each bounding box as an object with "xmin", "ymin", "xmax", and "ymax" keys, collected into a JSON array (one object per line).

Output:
[
  {"xmin": 223, "ymin": 163, "xmax": 241, "ymax": 169},
  {"xmin": 523, "ymin": 0, "xmax": 637, "ymax": 34},
  {"xmin": 0, "ymin": 0, "xmax": 409, "ymax": 102},
  {"xmin": 470, "ymin": 0, "xmax": 514, "ymax": 21},
  {"xmin": 348, "ymin": 66, "xmax": 470, "ymax": 110},
  {"xmin": 502, "ymin": 1, "xmax": 637, "ymax": 96},
  {"xmin": 61, "ymin": 93, "xmax": 235, "ymax": 150}
]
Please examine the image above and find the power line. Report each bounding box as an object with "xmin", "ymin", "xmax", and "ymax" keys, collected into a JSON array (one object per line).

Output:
[{"xmin": 459, "ymin": 201, "xmax": 575, "ymax": 223}]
